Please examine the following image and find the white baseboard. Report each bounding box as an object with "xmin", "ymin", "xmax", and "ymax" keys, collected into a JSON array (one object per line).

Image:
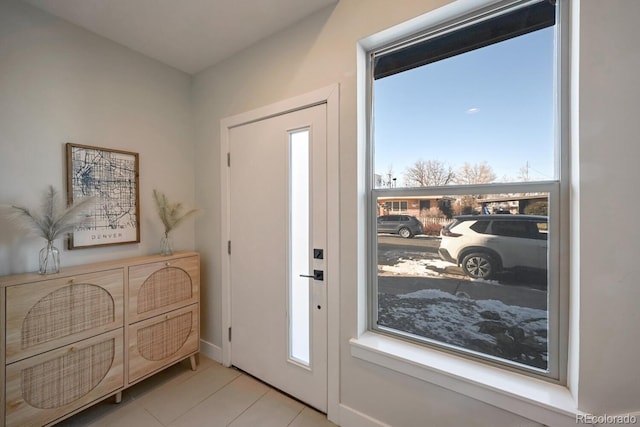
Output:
[
  {"xmin": 199, "ymin": 339, "xmax": 222, "ymax": 363},
  {"xmin": 339, "ymin": 404, "xmax": 390, "ymax": 427}
]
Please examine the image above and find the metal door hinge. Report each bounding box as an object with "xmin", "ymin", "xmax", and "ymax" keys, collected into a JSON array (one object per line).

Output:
[
  {"xmin": 227, "ymin": 152, "xmax": 230, "ymax": 167},
  {"xmin": 228, "ymin": 327, "xmax": 232, "ymax": 342},
  {"xmin": 228, "ymin": 240, "xmax": 231, "ymax": 255}
]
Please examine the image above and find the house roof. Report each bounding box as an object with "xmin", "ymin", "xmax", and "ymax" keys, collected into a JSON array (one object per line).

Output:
[{"xmin": 478, "ymin": 195, "xmax": 548, "ymax": 203}]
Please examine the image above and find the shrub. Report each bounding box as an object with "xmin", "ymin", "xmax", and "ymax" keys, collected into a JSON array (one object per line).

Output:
[
  {"xmin": 524, "ymin": 201, "xmax": 548, "ymax": 216},
  {"xmin": 422, "ymin": 223, "xmax": 443, "ymax": 236}
]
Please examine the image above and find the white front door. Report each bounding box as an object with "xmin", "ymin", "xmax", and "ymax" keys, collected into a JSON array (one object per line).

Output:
[{"xmin": 229, "ymin": 103, "xmax": 327, "ymax": 412}]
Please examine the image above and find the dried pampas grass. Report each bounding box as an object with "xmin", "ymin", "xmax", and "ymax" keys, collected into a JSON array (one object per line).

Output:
[
  {"xmin": 152, "ymin": 189, "xmax": 200, "ymax": 237},
  {"xmin": 8, "ymin": 186, "xmax": 95, "ymax": 242}
]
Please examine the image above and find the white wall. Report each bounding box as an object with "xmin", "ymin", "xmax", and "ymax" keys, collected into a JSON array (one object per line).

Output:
[
  {"xmin": 194, "ymin": 0, "xmax": 640, "ymax": 425},
  {"xmin": 577, "ymin": 0, "xmax": 640, "ymax": 415},
  {"xmin": 0, "ymin": 0, "xmax": 195, "ymax": 276},
  {"xmin": 192, "ymin": 0, "xmax": 547, "ymax": 425}
]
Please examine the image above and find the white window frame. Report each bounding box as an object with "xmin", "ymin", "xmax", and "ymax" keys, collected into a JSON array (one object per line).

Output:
[
  {"xmin": 389, "ymin": 201, "xmax": 407, "ymax": 212},
  {"xmin": 353, "ymin": 0, "xmax": 575, "ymax": 424}
]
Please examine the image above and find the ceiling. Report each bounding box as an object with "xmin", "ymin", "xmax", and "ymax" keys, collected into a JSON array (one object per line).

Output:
[{"xmin": 22, "ymin": 0, "xmax": 338, "ymax": 74}]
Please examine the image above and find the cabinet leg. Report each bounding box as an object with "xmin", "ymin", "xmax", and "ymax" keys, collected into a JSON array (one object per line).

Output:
[
  {"xmin": 189, "ymin": 354, "xmax": 197, "ymax": 371},
  {"xmin": 114, "ymin": 392, "xmax": 122, "ymax": 404}
]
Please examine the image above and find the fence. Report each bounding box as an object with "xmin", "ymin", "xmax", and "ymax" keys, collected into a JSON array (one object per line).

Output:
[
  {"xmin": 419, "ymin": 217, "xmax": 454, "ymax": 226},
  {"xmin": 419, "ymin": 217, "xmax": 453, "ymax": 235}
]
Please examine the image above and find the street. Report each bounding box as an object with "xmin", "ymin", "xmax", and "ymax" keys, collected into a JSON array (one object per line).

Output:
[{"xmin": 376, "ymin": 234, "xmax": 547, "ymax": 310}]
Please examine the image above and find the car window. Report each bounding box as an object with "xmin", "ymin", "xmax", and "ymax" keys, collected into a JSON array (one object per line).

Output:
[
  {"xmin": 532, "ymin": 221, "xmax": 549, "ymax": 240},
  {"xmin": 469, "ymin": 220, "xmax": 490, "ymax": 234},
  {"xmin": 490, "ymin": 220, "xmax": 531, "ymax": 238}
]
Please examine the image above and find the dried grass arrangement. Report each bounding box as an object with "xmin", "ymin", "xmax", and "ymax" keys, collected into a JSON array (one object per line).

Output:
[
  {"xmin": 152, "ymin": 189, "xmax": 200, "ymax": 255},
  {"xmin": 8, "ymin": 185, "xmax": 94, "ymax": 274},
  {"xmin": 9, "ymin": 186, "xmax": 94, "ymax": 242}
]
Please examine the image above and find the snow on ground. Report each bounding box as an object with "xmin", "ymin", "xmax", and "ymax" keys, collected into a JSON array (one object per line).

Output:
[
  {"xmin": 425, "ymin": 258, "xmax": 457, "ymax": 270},
  {"xmin": 401, "ymin": 289, "xmax": 547, "ymax": 334},
  {"xmin": 378, "ymin": 287, "xmax": 548, "ymax": 369},
  {"xmin": 379, "ymin": 256, "xmax": 505, "ymax": 287},
  {"xmin": 378, "ymin": 253, "xmax": 549, "ymax": 368},
  {"xmin": 379, "ymin": 258, "xmax": 444, "ymax": 276}
]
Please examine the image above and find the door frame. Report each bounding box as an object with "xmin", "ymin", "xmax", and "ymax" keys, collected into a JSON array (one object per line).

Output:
[{"xmin": 220, "ymin": 84, "xmax": 340, "ymax": 420}]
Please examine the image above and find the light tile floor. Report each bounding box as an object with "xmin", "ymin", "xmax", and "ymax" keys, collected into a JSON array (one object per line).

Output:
[{"xmin": 58, "ymin": 356, "xmax": 337, "ymax": 427}]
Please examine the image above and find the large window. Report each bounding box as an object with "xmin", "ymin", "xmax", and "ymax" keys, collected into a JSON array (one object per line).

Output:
[
  {"xmin": 368, "ymin": 0, "xmax": 565, "ymax": 379},
  {"xmin": 386, "ymin": 201, "xmax": 407, "ymax": 212}
]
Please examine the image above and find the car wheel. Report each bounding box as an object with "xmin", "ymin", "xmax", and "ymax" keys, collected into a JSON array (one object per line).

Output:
[
  {"xmin": 462, "ymin": 252, "xmax": 496, "ymax": 279},
  {"xmin": 398, "ymin": 227, "xmax": 413, "ymax": 238}
]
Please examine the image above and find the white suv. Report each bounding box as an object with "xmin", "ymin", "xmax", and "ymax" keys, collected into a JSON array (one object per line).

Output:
[{"xmin": 438, "ymin": 215, "xmax": 547, "ymax": 279}]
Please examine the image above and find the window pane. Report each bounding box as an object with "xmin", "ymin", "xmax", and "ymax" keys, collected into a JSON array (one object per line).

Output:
[
  {"xmin": 290, "ymin": 129, "xmax": 310, "ymax": 366},
  {"xmin": 373, "ymin": 26, "xmax": 555, "ymax": 188},
  {"xmin": 369, "ymin": 0, "xmax": 560, "ymax": 377},
  {"xmin": 376, "ymin": 192, "xmax": 549, "ymax": 370}
]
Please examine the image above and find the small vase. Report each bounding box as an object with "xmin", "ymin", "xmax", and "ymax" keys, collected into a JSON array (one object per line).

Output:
[
  {"xmin": 160, "ymin": 235, "xmax": 174, "ymax": 256},
  {"xmin": 39, "ymin": 241, "xmax": 60, "ymax": 275}
]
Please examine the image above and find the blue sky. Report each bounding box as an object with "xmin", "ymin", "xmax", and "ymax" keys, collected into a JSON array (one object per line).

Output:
[{"xmin": 373, "ymin": 26, "xmax": 556, "ymax": 184}]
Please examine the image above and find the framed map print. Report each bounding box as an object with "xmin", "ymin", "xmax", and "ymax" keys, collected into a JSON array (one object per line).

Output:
[{"xmin": 66, "ymin": 143, "xmax": 140, "ymax": 249}]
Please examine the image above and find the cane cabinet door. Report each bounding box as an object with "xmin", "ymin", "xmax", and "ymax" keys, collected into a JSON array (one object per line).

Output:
[
  {"xmin": 128, "ymin": 256, "xmax": 199, "ymax": 324},
  {"xmin": 5, "ymin": 329, "xmax": 124, "ymax": 427},
  {"xmin": 5, "ymin": 269, "xmax": 124, "ymax": 364}
]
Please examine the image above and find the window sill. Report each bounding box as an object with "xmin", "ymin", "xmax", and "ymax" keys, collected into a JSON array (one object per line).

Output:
[{"xmin": 350, "ymin": 332, "xmax": 581, "ymax": 426}]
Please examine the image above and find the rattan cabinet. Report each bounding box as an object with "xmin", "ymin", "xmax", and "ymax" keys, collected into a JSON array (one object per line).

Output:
[
  {"xmin": 0, "ymin": 252, "xmax": 200, "ymax": 427},
  {"xmin": 127, "ymin": 255, "xmax": 200, "ymax": 384}
]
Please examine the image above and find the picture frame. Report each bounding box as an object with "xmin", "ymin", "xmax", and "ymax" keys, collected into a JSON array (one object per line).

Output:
[{"xmin": 66, "ymin": 143, "xmax": 140, "ymax": 249}]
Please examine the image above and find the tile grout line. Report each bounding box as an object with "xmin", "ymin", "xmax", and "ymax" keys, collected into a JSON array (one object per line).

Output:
[
  {"xmin": 129, "ymin": 362, "xmax": 211, "ymax": 403},
  {"xmin": 224, "ymin": 374, "xmax": 271, "ymax": 426},
  {"xmin": 143, "ymin": 405, "xmax": 167, "ymax": 427},
  {"xmin": 161, "ymin": 367, "xmax": 245, "ymax": 425},
  {"xmin": 285, "ymin": 405, "xmax": 307, "ymax": 427}
]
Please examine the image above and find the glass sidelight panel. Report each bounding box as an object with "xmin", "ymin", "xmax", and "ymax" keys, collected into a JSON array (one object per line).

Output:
[{"xmin": 289, "ymin": 129, "xmax": 311, "ymax": 366}]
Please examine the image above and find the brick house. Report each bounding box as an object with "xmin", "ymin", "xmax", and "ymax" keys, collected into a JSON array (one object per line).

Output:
[{"xmin": 377, "ymin": 196, "xmax": 454, "ymax": 218}]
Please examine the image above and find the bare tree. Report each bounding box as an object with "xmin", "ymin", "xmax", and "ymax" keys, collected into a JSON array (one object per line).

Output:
[
  {"xmin": 376, "ymin": 165, "xmax": 397, "ymax": 188},
  {"xmin": 453, "ymin": 195, "xmax": 478, "ymax": 215},
  {"xmin": 454, "ymin": 161, "xmax": 496, "ymax": 185},
  {"xmin": 404, "ymin": 159, "xmax": 455, "ymax": 187}
]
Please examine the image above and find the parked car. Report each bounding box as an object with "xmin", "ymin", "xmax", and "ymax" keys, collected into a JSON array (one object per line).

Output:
[
  {"xmin": 377, "ymin": 215, "xmax": 423, "ymax": 238},
  {"xmin": 438, "ymin": 215, "xmax": 547, "ymax": 279}
]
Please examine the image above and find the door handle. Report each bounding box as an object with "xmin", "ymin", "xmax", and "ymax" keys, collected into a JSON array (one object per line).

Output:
[{"xmin": 299, "ymin": 270, "xmax": 324, "ymax": 281}]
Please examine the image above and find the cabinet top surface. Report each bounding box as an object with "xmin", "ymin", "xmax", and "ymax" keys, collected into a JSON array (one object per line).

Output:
[{"xmin": 0, "ymin": 251, "xmax": 199, "ymax": 288}]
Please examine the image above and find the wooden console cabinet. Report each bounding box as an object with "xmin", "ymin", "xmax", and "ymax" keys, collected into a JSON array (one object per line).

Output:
[{"xmin": 0, "ymin": 252, "xmax": 200, "ymax": 427}]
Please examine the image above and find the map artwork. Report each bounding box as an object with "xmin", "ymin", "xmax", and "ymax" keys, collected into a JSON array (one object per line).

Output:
[{"xmin": 67, "ymin": 144, "xmax": 140, "ymax": 248}]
